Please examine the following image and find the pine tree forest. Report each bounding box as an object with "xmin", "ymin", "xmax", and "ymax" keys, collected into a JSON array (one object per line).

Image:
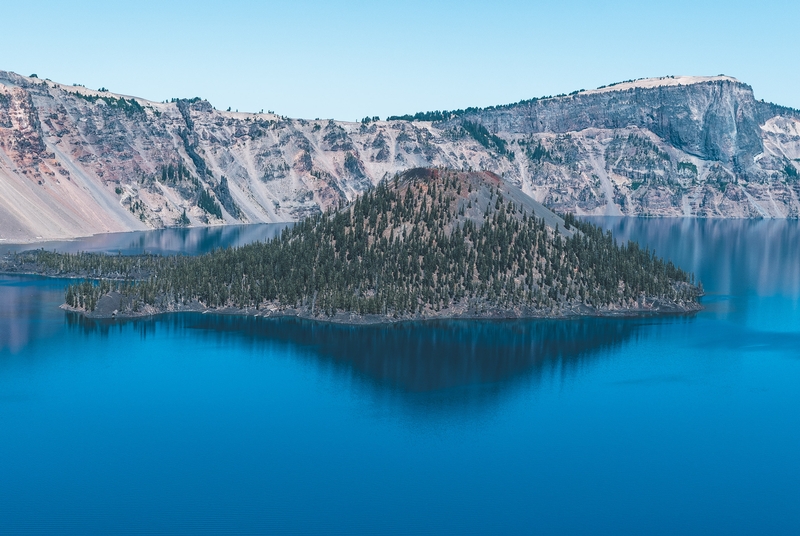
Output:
[{"xmin": 8, "ymin": 169, "xmax": 700, "ymax": 320}]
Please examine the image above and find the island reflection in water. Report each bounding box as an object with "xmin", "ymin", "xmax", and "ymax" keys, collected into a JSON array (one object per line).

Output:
[
  {"xmin": 65, "ymin": 312, "xmax": 682, "ymax": 399},
  {"xmin": 1, "ymin": 270, "xmax": 686, "ymax": 407}
]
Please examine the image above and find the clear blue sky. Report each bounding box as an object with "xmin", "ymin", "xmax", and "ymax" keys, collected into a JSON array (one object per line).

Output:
[{"xmin": 3, "ymin": 0, "xmax": 797, "ymax": 120}]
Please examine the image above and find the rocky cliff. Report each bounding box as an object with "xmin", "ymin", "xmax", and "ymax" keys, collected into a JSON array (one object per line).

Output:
[{"xmin": 1, "ymin": 72, "xmax": 798, "ymax": 241}]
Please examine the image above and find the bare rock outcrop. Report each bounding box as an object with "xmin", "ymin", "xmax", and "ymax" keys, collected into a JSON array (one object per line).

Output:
[{"xmin": 1, "ymin": 72, "xmax": 799, "ymax": 241}]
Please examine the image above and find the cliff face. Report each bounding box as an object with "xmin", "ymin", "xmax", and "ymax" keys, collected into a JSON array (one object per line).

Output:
[
  {"xmin": 460, "ymin": 77, "xmax": 771, "ymax": 163},
  {"xmin": 1, "ymin": 72, "xmax": 799, "ymax": 241},
  {"xmin": 456, "ymin": 76, "xmax": 800, "ymax": 219}
]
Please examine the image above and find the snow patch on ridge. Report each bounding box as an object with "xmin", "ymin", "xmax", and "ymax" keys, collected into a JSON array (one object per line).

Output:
[{"xmin": 582, "ymin": 75, "xmax": 741, "ymax": 95}]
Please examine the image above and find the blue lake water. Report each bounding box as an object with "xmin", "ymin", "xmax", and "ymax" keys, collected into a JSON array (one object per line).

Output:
[{"xmin": 1, "ymin": 219, "xmax": 799, "ymax": 534}]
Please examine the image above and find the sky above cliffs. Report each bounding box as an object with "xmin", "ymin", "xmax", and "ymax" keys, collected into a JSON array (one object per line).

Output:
[{"xmin": 4, "ymin": 0, "xmax": 797, "ymax": 120}]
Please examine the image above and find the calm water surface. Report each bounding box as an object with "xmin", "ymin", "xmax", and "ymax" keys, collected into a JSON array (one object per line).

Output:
[
  {"xmin": 1, "ymin": 219, "xmax": 799, "ymax": 534},
  {"xmin": 1, "ymin": 223, "xmax": 290, "ymax": 256}
]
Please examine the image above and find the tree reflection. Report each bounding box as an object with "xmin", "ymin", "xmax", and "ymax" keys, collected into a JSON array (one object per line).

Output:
[{"xmin": 67, "ymin": 313, "xmax": 685, "ymax": 398}]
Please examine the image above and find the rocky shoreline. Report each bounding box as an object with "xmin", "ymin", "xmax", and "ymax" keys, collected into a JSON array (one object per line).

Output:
[
  {"xmin": 2, "ymin": 266, "xmax": 702, "ymax": 325},
  {"xmin": 61, "ymin": 289, "xmax": 702, "ymax": 325}
]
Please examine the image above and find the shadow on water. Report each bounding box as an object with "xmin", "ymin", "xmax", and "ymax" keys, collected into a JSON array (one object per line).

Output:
[{"xmin": 65, "ymin": 312, "xmax": 695, "ymax": 409}]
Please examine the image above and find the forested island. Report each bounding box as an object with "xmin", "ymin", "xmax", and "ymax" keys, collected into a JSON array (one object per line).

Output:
[{"xmin": 1, "ymin": 169, "xmax": 702, "ymax": 322}]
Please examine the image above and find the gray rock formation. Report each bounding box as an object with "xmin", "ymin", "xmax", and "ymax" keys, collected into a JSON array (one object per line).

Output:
[{"xmin": 1, "ymin": 72, "xmax": 799, "ymax": 241}]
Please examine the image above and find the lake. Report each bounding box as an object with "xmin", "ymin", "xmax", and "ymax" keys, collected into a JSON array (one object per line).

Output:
[{"xmin": 1, "ymin": 219, "xmax": 799, "ymax": 534}]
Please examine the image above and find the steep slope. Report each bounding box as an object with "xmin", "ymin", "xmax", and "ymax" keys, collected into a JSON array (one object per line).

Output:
[{"xmin": 1, "ymin": 72, "xmax": 799, "ymax": 241}]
